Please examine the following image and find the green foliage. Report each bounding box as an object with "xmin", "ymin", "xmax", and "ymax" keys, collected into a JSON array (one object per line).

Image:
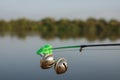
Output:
[{"xmin": 0, "ymin": 17, "xmax": 120, "ymax": 41}]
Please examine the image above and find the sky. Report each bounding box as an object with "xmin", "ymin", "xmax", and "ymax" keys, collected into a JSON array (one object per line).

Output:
[{"xmin": 0, "ymin": 0, "xmax": 120, "ymax": 21}]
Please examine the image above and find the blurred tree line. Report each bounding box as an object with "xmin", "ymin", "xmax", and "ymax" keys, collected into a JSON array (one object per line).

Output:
[{"xmin": 0, "ymin": 17, "xmax": 120, "ymax": 41}]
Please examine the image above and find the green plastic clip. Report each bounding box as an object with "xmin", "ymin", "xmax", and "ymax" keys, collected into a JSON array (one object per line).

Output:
[{"xmin": 36, "ymin": 44, "xmax": 52, "ymax": 56}]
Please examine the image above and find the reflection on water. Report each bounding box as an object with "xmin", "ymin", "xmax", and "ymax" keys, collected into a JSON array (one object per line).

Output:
[
  {"xmin": 0, "ymin": 18, "xmax": 120, "ymax": 41},
  {"xmin": 0, "ymin": 36, "xmax": 120, "ymax": 80}
]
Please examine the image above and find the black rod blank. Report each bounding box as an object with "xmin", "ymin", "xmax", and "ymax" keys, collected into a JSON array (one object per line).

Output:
[{"xmin": 79, "ymin": 44, "xmax": 120, "ymax": 52}]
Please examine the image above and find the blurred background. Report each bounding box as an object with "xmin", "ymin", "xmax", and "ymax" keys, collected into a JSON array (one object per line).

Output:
[
  {"xmin": 0, "ymin": 0, "xmax": 120, "ymax": 40},
  {"xmin": 0, "ymin": 0, "xmax": 120, "ymax": 80}
]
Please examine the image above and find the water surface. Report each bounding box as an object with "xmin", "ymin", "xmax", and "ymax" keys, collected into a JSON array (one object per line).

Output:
[{"xmin": 0, "ymin": 36, "xmax": 120, "ymax": 80}]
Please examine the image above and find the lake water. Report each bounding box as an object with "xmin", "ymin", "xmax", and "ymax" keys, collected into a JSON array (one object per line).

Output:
[{"xmin": 0, "ymin": 36, "xmax": 120, "ymax": 80}]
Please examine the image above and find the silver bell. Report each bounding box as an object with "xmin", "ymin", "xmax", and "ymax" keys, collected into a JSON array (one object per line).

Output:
[
  {"xmin": 54, "ymin": 58, "xmax": 67, "ymax": 74},
  {"xmin": 40, "ymin": 54, "xmax": 55, "ymax": 69}
]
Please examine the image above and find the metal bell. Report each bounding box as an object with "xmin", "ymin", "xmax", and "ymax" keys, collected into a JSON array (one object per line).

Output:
[
  {"xmin": 54, "ymin": 58, "xmax": 67, "ymax": 74},
  {"xmin": 40, "ymin": 54, "xmax": 55, "ymax": 69}
]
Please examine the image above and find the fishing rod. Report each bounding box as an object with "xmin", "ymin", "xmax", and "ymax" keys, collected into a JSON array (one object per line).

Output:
[
  {"xmin": 52, "ymin": 44, "xmax": 120, "ymax": 52},
  {"xmin": 36, "ymin": 43, "xmax": 120, "ymax": 75},
  {"xmin": 37, "ymin": 44, "xmax": 120, "ymax": 55}
]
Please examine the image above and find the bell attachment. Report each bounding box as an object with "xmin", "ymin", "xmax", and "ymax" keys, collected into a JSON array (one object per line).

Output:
[
  {"xmin": 54, "ymin": 58, "xmax": 68, "ymax": 74},
  {"xmin": 40, "ymin": 54, "xmax": 55, "ymax": 69}
]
